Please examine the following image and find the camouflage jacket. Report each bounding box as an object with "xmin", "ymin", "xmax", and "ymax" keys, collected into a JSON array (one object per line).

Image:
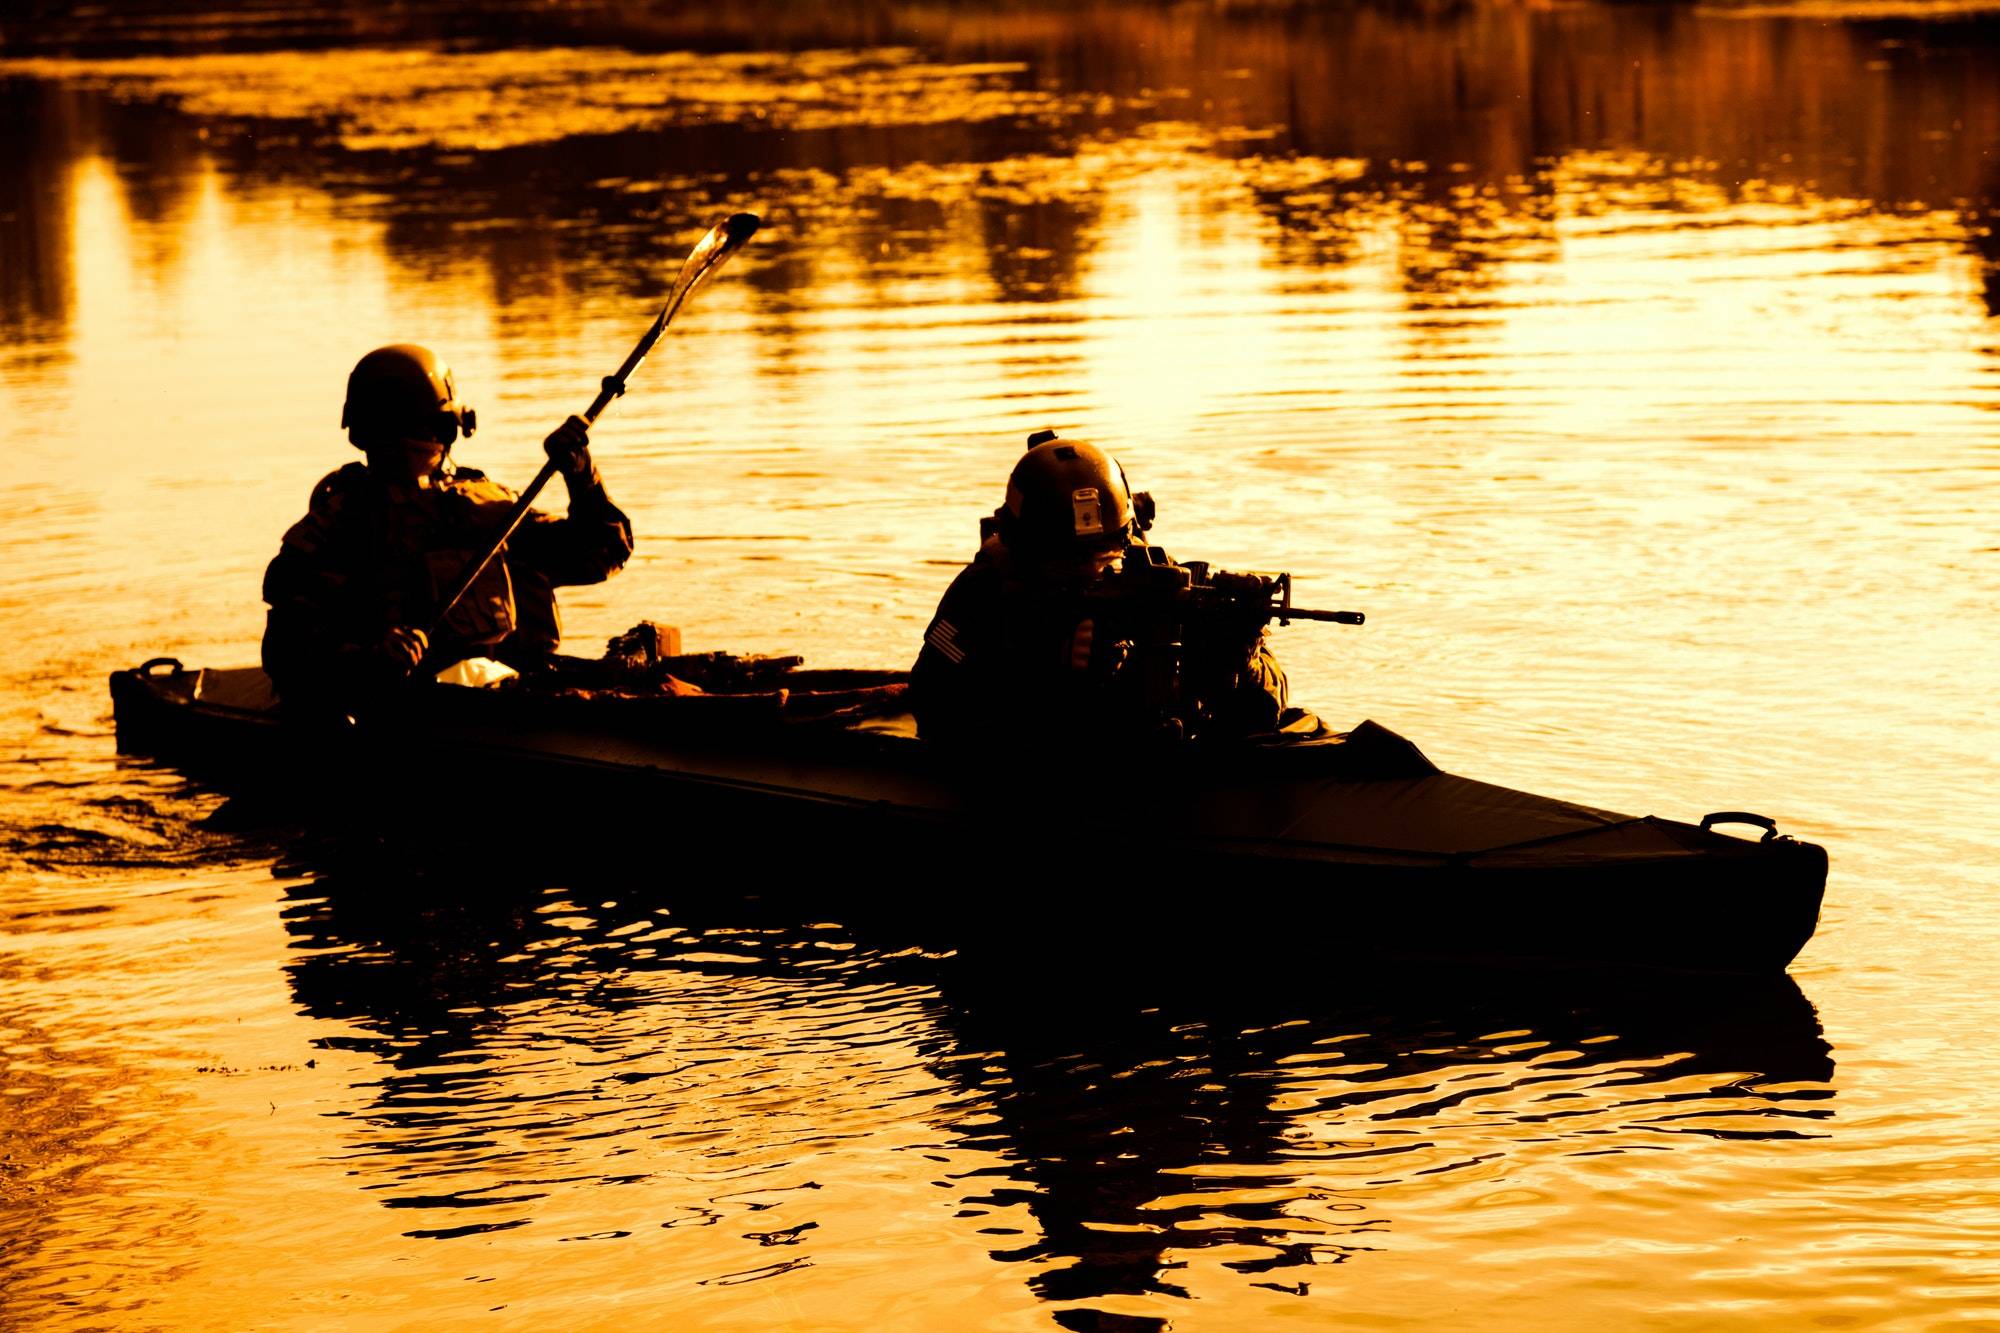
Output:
[
  {"xmin": 910, "ymin": 542, "xmax": 1296, "ymax": 749},
  {"xmin": 262, "ymin": 460, "xmax": 632, "ymax": 706}
]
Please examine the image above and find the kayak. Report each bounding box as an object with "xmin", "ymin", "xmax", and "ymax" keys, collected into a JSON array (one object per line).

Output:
[{"xmin": 108, "ymin": 653, "xmax": 1827, "ymax": 975}]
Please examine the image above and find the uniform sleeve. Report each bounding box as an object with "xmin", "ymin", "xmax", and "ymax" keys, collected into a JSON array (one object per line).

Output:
[
  {"xmin": 1179, "ymin": 617, "xmax": 1294, "ymax": 738},
  {"xmin": 912, "ymin": 558, "xmax": 1120, "ymax": 749},
  {"xmin": 910, "ymin": 564, "xmax": 1006, "ymax": 745},
  {"xmin": 1226, "ymin": 632, "xmax": 1290, "ymax": 735},
  {"xmin": 507, "ymin": 465, "xmax": 634, "ymax": 588},
  {"xmin": 261, "ymin": 469, "xmax": 394, "ymax": 706}
]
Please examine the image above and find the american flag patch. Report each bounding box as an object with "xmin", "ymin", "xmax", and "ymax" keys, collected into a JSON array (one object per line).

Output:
[{"xmin": 925, "ymin": 618, "xmax": 966, "ymax": 664}]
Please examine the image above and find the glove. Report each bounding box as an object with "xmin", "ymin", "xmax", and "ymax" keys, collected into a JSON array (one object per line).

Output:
[
  {"xmin": 378, "ymin": 626, "xmax": 429, "ymax": 676},
  {"xmin": 1068, "ymin": 618, "xmax": 1095, "ymax": 671},
  {"xmin": 1065, "ymin": 619, "xmax": 1128, "ymax": 674},
  {"xmin": 543, "ymin": 414, "xmax": 593, "ymax": 478}
]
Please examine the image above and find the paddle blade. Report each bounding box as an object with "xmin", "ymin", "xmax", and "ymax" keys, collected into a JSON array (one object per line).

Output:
[
  {"xmin": 662, "ymin": 211, "xmax": 761, "ymax": 325},
  {"xmin": 581, "ymin": 212, "xmax": 762, "ymax": 425}
]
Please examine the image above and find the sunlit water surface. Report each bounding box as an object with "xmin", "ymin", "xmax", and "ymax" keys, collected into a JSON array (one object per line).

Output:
[{"xmin": 3, "ymin": 4, "xmax": 1998, "ymax": 1328}]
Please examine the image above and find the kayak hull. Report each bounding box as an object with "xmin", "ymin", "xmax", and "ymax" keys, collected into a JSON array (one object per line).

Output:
[{"xmin": 109, "ymin": 660, "xmax": 1827, "ymax": 975}]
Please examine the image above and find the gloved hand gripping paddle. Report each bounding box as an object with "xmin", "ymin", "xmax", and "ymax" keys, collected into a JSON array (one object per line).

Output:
[{"xmin": 428, "ymin": 212, "xmax": 761, "ymax": 637}]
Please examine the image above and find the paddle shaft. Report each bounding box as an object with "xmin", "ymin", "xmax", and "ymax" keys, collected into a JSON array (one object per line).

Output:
[
  {"xmin": 426, "ymin": 347, "xmax": 644, "ymax": 633},
  {"xmin": 427, "ymin": 213, "xmax": 760, "ymax": 638}
]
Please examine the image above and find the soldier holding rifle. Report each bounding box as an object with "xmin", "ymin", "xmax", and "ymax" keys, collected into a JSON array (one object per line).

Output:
[{"xmin": 912, "ymin": 431, "xmax": 1357, "ymax": 748}]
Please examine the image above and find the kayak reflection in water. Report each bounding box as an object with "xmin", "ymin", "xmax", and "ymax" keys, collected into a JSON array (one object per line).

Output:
[
  {"xmin": 911, "ymin": 430, "xmax": 1316, "ymax": 749},
  {"xmin": 261, "ymin": 345, "xmax": 633, "ymax": 712}
]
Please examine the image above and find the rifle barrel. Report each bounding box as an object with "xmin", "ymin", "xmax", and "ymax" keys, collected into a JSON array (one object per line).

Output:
[{"xmin": 1280, "ymin": 608, "xmax": 1365, "ymax": 625}]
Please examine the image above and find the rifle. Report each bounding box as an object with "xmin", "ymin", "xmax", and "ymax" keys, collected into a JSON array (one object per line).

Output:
[
  {"xmin": 1075, "ymin": 543, "xmax": 1365, "ymax": 738},
  {"xmin": 1086, "ymin": 543, "xmax": 1364, "ymax": 628}
]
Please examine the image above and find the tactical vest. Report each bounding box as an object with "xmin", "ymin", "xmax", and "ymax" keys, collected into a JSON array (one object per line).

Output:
[{"xmin": 288, "ymin": 463, "xmax": 556, "ymax": 655}]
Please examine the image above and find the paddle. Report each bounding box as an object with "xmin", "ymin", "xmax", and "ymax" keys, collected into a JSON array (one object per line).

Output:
[{"xmin": 428, "ymin": 211, "xmax": 762, "ymax": 637}]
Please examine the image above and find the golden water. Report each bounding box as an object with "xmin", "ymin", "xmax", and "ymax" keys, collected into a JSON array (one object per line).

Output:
[{"xmin": 3, "ymin": 4, "xmax": 1998, "ymax": 1327}]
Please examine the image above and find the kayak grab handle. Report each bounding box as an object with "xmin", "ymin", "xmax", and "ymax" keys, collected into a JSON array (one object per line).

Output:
[
  {"xmin": 1700, "ymin": 811, "xmax": 1781, "ymax": 842},
  {"xmin": 138, "ymin": 657, "xmax": 186, "ymax": 677}
]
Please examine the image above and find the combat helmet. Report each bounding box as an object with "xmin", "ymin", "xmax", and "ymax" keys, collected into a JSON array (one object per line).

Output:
[
  {"xmin": 341, "ymin": 344, "xmax": 477, "ymax": 449},
  {"xmin": 991, "ymin": 429, "xmax": 1153, "ymax": 555}
]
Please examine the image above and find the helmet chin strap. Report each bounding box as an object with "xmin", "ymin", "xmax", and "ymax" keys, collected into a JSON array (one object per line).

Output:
[{"xmin": 360, "ymin": 436, "xmax": 451, "ymax": 487}]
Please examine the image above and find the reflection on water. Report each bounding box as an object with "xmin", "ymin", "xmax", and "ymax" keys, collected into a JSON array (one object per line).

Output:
[
  {"xmin": 0, "ymin": 853, "xmax": 1839, "ymax": 1326},
  {"xmin": 937, "ymin": 966, "xmax": 1831, "ymax": 1322},
  {"xmin": 4, "ymin": 0, "xmax": 2000, "ymax": 1327},
  {"xmin": 264, "ymin": 859, "xmax": 1832, "ymax": 1328}
]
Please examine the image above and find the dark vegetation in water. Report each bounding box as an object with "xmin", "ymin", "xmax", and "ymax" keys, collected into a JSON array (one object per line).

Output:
[
  {"xmin": 4, "ymin": 0, "xmax": 1994, "ymax": 377},
  {"xmin": 14, "ymin": 1, "xmax": 1561, "ymax": 61}
]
